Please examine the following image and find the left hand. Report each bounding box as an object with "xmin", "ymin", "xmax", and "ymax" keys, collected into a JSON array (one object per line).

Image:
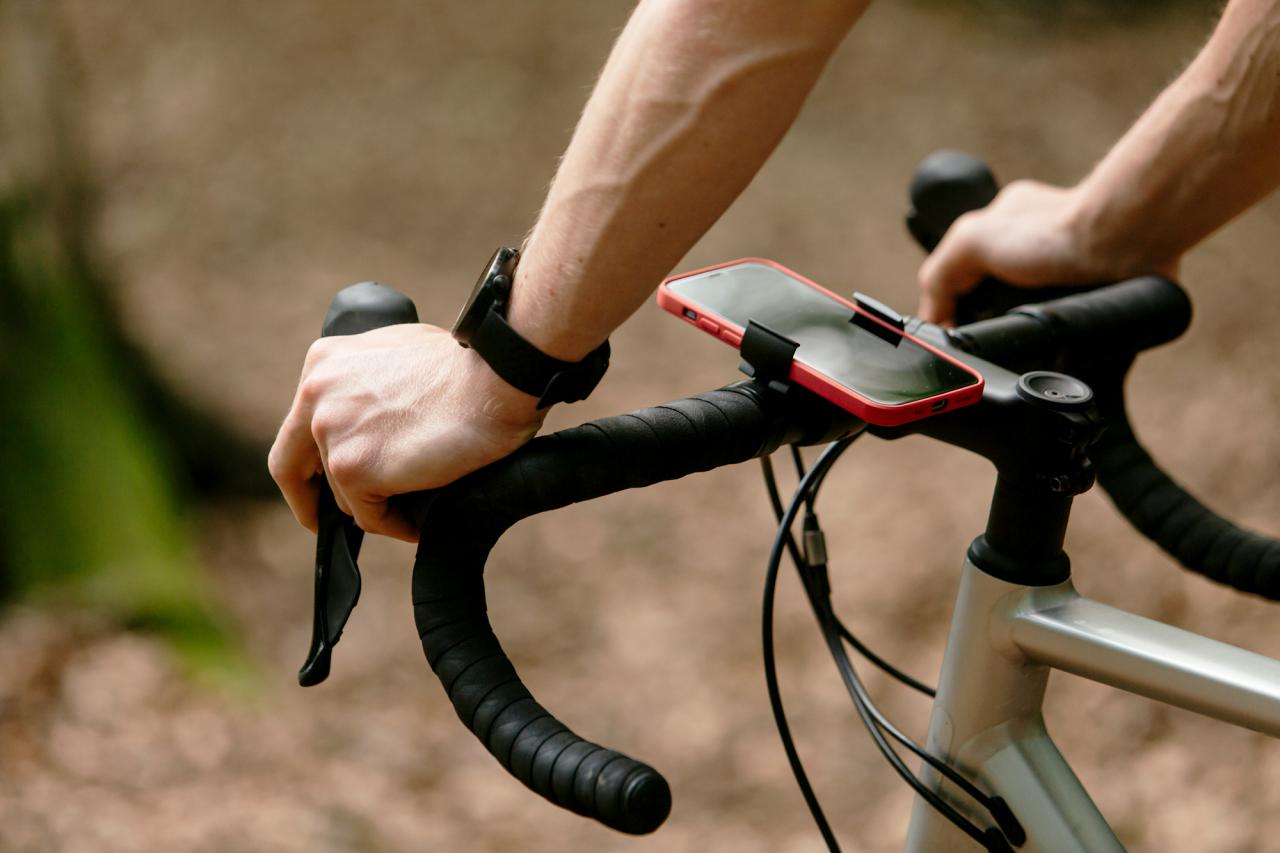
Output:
[{"xmin": 268, "ymin": 322, "xmax": 546, "ymax": 542}]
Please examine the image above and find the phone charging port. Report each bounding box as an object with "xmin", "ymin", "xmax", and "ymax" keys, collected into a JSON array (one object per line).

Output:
[
  {"xmin": 931, "ymin": 399, "xmax": 949, "ymax": 413},
  {"xmin": 682, "ymin": 308, "xmax": 698, "ymax": 320}
]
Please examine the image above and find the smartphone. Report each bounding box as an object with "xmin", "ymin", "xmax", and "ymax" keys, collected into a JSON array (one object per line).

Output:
[{"xmin": 657, "ymin": 258, "xmax": 983, "ymax": 426}]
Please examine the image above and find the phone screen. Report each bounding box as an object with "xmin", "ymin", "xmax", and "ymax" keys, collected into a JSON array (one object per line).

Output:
[{"xmin": 665, "ymin": 261, "xmax": 978, "ymax": 406}]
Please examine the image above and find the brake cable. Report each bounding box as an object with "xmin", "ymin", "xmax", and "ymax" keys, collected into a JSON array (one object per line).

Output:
[
  {"xmin": 760, "ymin": 438, "xmax": 854, "ymax": 851},
  {"xmin": 760, "ymin": 443, "xmax": 1023, "ymax": 852},
  {"xmin": 764, "ymin": 450, "xmax": 935, "ymax": 698}
]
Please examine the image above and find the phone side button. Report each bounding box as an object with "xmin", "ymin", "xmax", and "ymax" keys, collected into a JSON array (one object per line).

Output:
[
  {"xmin": 718, "ymin": 328, "xmax": 742, "ymax": 346},
  {"xmin": 697, "ymin": 317, "xmax": 720, "ymax": 335}
]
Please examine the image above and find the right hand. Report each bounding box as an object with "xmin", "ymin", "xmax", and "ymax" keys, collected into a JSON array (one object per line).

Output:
[
  {"xmin": 917, "ymin": 179, "xmax": 1179, "ymax": 325},
  {"xmin": 268, "ymin": 323, "xmax": 545, "ymax": 543}
]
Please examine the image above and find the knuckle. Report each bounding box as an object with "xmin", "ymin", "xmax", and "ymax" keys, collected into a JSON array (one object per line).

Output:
[
  {"xmin": 303, "ymin": 337, "xmax": 333, "ymax": 368},
  {"xmin": 309, "ymin": 398, "xmax": 350, "ymax": 444},
  {"xmin": 1003, "ymin": 178, "xmax": 1039, "ymax": 197},
  {"xmin": 267, "ymin": 445, "xmax": 285, "ymax": 482},
  {"xmin": 325, "ymin": 445, "xmax": 371, "ymax": 489},
  {"xmin": 325, "ymin": 452, "xmax": 359, "ymax": 486},
  {"xmin": 951, "ymin": 211, "xmax": 982, "ymax": 240},
  {"xmin": 296, "ymin": 376, "xmax": 324, "ymax": 409}
]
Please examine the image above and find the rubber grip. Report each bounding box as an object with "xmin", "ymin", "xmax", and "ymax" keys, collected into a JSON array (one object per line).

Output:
[
  {"xmin": 411, "ymin": 383, "xmax": 856, "ymax": 834},
  {"xmin": 1092, "ymin": 412, "xmax": 1280, "ymax": 600},
  {"xmin": 949, "ymin": 277, "xmax": 1192, "ymax": 371},
  {"xmin": 1013, "ymin": 275, "xmax": 1191, "ymax": 362}
]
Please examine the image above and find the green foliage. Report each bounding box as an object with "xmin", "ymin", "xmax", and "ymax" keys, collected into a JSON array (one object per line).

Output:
[{"xmin": 0, "ymin": 192, "xmax": 244, "ymax": 682}]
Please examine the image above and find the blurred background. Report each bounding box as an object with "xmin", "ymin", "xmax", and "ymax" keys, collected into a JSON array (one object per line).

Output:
[{"xmin": 2, "ymin": 1, "xmax": 1279, "ymax": 850}]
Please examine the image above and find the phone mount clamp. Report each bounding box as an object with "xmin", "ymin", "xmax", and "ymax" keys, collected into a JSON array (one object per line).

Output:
[
  {"xmin": 853, "ymin": 292, "xmax": 905, "ymax": 331},
  {"xmin": 738, "ymin": 320, "xmax": 800, "ymax": 395}
]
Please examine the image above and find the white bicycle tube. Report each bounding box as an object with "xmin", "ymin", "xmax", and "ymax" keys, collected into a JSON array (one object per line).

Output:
[{"xmin": 903, "ymin": 560, "xmax": 1280, "ymax": 852}]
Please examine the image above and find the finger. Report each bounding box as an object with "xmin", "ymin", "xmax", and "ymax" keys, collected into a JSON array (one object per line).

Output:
[
  {"xmin": 917, "ymin": 235, "xmax": 986, "ymax": 325},
  {"xmin": 917, "ymin": 282, "xmax": 958, "ymax": 327},
  {"xmin": 316, "ymin": 442, "xmax": 358, "ymax": 520},
  {"xmin": 350, "ymin": 494, "xmax": 420, "ymax": 543},
  {"xmin": 327, "ymin": 476, "xmax": 355, "ymax": 519},
  {"xmin": 269, "ymin": 413, "xmax": 325, "ymax": 533},
  {"xmin": 329, "ymin": 446, "xmax": 420, "ymax": 541}
]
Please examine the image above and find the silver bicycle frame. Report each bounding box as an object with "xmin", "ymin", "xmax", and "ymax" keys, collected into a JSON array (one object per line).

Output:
[{"xmin": 903, "ymin": 558, "xmax": 1280, "ymax": 852}]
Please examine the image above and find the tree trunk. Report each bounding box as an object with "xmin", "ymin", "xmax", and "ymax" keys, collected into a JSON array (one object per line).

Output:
[{"xmin": 0, "ymin": 0, "xmax": 240, "ymax": 670}]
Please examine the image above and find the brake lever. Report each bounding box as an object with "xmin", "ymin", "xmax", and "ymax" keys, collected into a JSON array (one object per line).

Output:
[
  {"xmin": 298, "ymin": 482, "xmax": 365, "ymax": 685},
  {"xmin": 297, "ymin": 281, "xmax": 419, "ymax": 686}
]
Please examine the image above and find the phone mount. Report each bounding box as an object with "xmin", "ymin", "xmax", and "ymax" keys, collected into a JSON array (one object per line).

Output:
[
  {"xmin": 737, "ymin": 320, "xmax": 800, "ymax": 395},
  {"xmin": 738, "ymin": 294, "xmax": 911, "ymax": 392}
]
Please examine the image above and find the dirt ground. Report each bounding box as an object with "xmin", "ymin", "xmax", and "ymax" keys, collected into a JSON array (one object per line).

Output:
[{"xmin": 4, "ymin": 1, "xmax": 1280, "ymax": 851}]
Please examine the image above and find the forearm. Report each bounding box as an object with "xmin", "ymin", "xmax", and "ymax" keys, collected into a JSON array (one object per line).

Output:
[
  {"xmin": 1072, "ymin": 0, "xmax": 1280, "ymax": 271},
  {"xmin": 507, "ymin": 0, "xmax": 867, "ymax": 361},
  {"xmin": 272, "ymin": 1, "xmax": 869, "ymax": 536}
]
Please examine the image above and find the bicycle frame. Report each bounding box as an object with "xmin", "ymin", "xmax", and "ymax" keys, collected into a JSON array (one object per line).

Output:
[{"xmin": 904, "ymin": 556, "xmax": 1280, "ymax": 852}]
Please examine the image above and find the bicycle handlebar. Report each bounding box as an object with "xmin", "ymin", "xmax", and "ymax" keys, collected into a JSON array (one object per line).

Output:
[
  {"xmin": 1094, "ymin": 411, "xmax": 1280, "ymax": 599},
  {"xmin": 296, "ymin": 151, "xmax": 1278, "ymax": 838},
  {"xmin": 912, "ymin": 149, "xmax": 1280, "ymax": 601},
  {"xmin": 948, "ymin": 274, "xmax": 1191, "ymax": 369},
  {"xmin": 406, "ymin": 382, "xmax": 860, "ymax": 834},
  {"xmin": 397, "ymin": 268, "xmax": 1204, "ymax": 835}
]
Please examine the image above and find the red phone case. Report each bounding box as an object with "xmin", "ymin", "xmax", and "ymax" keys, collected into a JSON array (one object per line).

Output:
[{"xmin": 657, "ymin": 258, "xmax": 984, "ymax": 426}]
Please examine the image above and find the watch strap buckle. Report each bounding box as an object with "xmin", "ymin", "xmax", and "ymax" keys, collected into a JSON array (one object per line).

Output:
[{"xmin": 535, "ymin": 340, "xmax": 611, "ymax": 409}]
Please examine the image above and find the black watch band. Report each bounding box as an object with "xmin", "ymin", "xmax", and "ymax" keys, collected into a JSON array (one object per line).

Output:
[
  {"xmin": 452, "ymin": 247, "xmax": 610, "ymax": 409},
  {"xmin": 470, "ymin": 306, "xmax": 611, "ymax": 408}
]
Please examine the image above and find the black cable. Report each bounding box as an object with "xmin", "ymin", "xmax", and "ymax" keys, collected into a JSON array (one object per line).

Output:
[
  {"xmin": 790, "ymin": 445, "xmax": 815, "ymax": 513},
  {"xmin": 812, "ymin": 600, "xmax": 1012, "ymax": 852},
  {"xmin": 810, "ymin": 580, "xmax": 1020, "ymax": 847},
  {"xmin": 772, "ymin": 450, "xmax": 993, "ymax": 814},
  {"xmin": 763, "ymin": 443, "xmax": 1019, "ymax": 852},
  {"xmin": 762, "ymin": 438, "xmax": 857, "ymax": 853},
  {"xmin": 760, "ymin": 453, "xmax": 936, "ymax": 698},
  {"xmin": 760, "ymin": 456, "xmax": 807, "ymax": 574},
  {"xmin": 836, "ymin": 622, "xmax": 935, "ymax": 699}
]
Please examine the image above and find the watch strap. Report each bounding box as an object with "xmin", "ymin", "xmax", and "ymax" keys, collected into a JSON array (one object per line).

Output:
[{"xmin": 470, "ymin": 306, "xmax": 611, "ymax": 409}]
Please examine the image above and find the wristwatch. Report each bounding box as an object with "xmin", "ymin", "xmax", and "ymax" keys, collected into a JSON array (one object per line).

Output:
[{"xmin": 452, "ymin": 246, "xmax": 611, "ymax": 409}]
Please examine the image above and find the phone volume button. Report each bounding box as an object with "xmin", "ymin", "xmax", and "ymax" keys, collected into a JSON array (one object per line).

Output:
[
  {"xmin": 696, "ymin": 317, "xmax": 720, "ymax": 335},
  {"xmin": 718, "ymin": 328, "xmax": 742, "ymax": 346}
]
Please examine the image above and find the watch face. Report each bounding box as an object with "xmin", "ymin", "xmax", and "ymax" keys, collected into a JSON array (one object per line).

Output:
[{"xmin": 452, "ymin": 246, "xmax": 518, "ymax": 344}]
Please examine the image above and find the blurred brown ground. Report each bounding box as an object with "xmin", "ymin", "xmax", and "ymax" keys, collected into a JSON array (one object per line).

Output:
[{"xmin": 3, "ymin": 1, "xmax": 1280, "ymax": 851}]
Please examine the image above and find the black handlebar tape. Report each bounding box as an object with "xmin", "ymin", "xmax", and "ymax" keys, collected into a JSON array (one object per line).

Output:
[
  {"xmin": 411, "ymin": 383, "xmax": 856, "ymax": 835},
  {"xmin": 950, "ymin": 277, "xmax": 1280, "ymax": 597},
  {"xmin": 1014, "ymin": 275, "xmax": 1191, "ymax": 359},
  {"xmin": 949, "ymin": 276, "xmax": 1191, "ymax": 367},
  {"xmin": 1092, "ymin": 410, "xmax": 1280, "ymax": 600},
  {"xmin": 912, "ymin": 153, "xmax": 1276, "ymax": 599}
]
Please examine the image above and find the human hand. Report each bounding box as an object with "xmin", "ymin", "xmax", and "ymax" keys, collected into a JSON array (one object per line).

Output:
[
  {"xmin": 268, "ymin": 323, "xmax": 545, "ymax": 542},
  {"xmin": 916, "ymin": 179, "xmax": 1179, "ymax": 325}
]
